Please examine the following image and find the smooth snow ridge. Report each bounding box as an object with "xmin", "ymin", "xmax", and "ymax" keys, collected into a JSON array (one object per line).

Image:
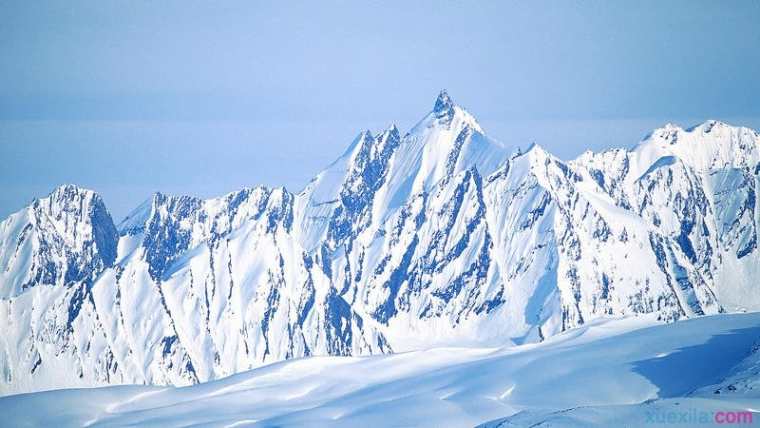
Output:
[{"xmin": 2, "ymin": 313, "xmax": 760, "ymax": 427}]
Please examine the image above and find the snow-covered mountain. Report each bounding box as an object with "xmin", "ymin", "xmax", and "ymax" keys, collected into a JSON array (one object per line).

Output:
[{"xmin": 2, "ymin": 91, "xmax": 760, "ymax": 395}]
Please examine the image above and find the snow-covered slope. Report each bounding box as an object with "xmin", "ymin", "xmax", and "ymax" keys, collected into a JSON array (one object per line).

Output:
[
  {"xmin": 0, "ymin": 186, "xmax": 387, "ymax": 395},
  {"xmin": 2, "ymin": 91, "xmax": 760, "ymax": 395},
  {"xmin": 3, "ymin": 313, "xmax": 760, "ymax": 427}
]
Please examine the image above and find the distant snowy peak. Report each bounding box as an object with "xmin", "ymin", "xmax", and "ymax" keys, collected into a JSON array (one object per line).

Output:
[
  {"xmin": 569, "ymin": 120, "xmax": 760, "ymax": 198},
  {"xmin": 418, "ymin": 89, "xmax": 485, "ymax": 135},
  {"xmin": 0, "ymin": 184, "xmax": 118, "ymax": 298},
  {"xmin": 633, "ymin": 120, "xmax": 760, "ymax": 173},
  {"xmin": 293, "ymin": 91, "xmax": 508, "ymax": 251},
  {"xmin": 36, "ymin": 184, "xmax": 117, "ymax": 254},
  {"xmin": 433, "ymin": 89, "xmax": 454, "ymax": 116}
]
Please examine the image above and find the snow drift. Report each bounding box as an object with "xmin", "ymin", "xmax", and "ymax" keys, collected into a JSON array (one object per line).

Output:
[{"xmin": 2, "ymin": 313, "xmax": 759, "ymax": 427}]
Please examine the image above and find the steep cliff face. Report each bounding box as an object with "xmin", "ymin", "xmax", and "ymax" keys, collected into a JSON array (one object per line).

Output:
[
  {"xmin": 2, "ymin": 92, "xmax": 760, "ymax": 395},
  {"xmin": 0, "ymin": 184, "xmax": 118, "ymax": 299}
]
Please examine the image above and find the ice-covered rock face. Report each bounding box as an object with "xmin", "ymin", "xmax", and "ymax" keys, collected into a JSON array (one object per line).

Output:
[
  {"xmin": 0, "ymin": 184, "xmax": 118, "ymax": 298},
  {"xmin": 2, "ymin": 92, "xmax": 760, "ymax": 395},
  {"xmin": 129, "ymin": 187, "xmax": 296, "ymax": 281}
]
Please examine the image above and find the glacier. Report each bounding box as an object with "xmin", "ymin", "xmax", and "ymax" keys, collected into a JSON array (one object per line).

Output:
[{"xmin": 1, "ymin": 91, "xmax": 760, "ymax": 398}]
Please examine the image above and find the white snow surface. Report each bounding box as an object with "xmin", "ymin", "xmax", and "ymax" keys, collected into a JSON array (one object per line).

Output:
[{"xmin": 2, "ymin": 313, "xmax": 760, "ymax": 427}]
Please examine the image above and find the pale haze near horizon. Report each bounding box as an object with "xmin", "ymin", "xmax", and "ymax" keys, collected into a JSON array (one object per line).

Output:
[{"xmin": 1, "ymin": 1, "xmax": 759, "ymax": 220}]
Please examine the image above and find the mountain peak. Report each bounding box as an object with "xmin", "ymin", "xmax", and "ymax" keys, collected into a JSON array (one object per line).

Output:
[
  {"xmin": 689, "ymin": 119, "xmax": 731, "ymax": 134},
  {"xmin": 0, "ymin": 183, "xmax": 119, "ymax": 298},
  {"xmin": 513, "ymin": 142, "xmax": 551, "ymax": 163},
  {"xmin": 48, "ymin": 183, "xmax": 99, "ymax": 201},
  {"xmin": 35, "ymin": 184, "xmax": 108, "ymax": 219},
  {"xmin": 639, "ymin": 122, "xmax": 684, "ymax": 145},
  {"xmin": 643, "ymin": 120, "xmax": 748, "ymax": 146},
  {"xmin": 424, "ymin": 89, "xmax": 486, "ymax": 134},
  {"xmin": 433, "ymin": 90, "xmax": 454, "ymax": 116}
]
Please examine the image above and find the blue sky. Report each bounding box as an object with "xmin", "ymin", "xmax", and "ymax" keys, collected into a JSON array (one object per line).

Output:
[{"xmin": 1, "ymin": 1, "xmax": 759, "ymax": 220}]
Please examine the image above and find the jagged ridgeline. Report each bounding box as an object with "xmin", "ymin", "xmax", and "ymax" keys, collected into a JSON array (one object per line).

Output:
[{"xmin": 2, "ymin": 92, "xmax": 760, "ymax": 395}]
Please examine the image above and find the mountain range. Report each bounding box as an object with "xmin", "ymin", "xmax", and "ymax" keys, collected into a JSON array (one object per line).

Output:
[{"xmin": 2, "ymin": 91, "xmax": 760, "ymax": 396}]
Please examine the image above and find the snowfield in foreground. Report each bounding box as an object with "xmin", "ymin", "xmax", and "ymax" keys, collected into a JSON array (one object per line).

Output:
[{"xmin": 3, "ymin": 313, "xmax": 760, "ymax": 427}]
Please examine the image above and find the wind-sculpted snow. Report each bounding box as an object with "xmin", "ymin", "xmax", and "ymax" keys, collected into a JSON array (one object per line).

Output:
[
  {"xmin": 3, "ymin": 313, "xmax": 760, "ymax": 427},
  {"xmin": 2, "ymin": 91, "xmax": 760, "ymax": 395}
]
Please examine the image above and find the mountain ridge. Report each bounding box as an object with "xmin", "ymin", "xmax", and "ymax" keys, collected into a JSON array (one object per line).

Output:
[{"xmin": 2, "ymin": 92, "xmax": 760, "ymax": 395}]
